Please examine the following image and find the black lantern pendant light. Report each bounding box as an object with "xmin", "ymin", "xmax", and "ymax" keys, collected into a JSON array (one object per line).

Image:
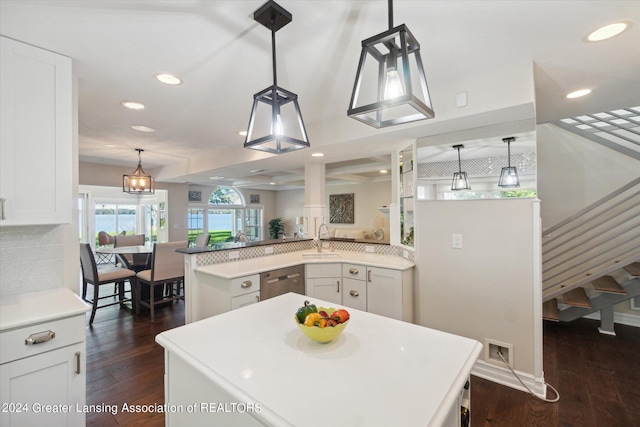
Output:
[
  {"xmin": 451, "ymin": 144, "xmax": 471, "ymax": 191},
  {"xmin": 123, "ymin": 149, "xmax": 155, "ymax": 194},
  {"xmin": 244, "ymin": 0, "xmax": 310, "ymax": 155},
  {"xmin": 498, "ymin": 137, "xmax": 520, "ymax": 188},
  {"xmin": 348, "ymin": 0, "xmax": 434, "ymax": 128}
]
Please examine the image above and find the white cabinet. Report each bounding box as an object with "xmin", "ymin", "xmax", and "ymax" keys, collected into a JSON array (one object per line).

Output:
[
  {"xmin": 342, "ymin": 264, "xmax": 367, "ymax": 311},
  {"xmin": 305, "ymin": 263, "xmax": 342, "ymax": 305},
  {"xmin": 193, "ymin": 273, "xmax": 260, "ymax": 320},
  {"xmin": 0, "ymin": 36, "xmax": 73, "ymax": 225},
  {"xmin": 343, "ymin": 263, "xmax": 414, "ymax": 322},
  {"xmin": 0, "ymin": 290, "xmax": 88, "ymax": 427}
]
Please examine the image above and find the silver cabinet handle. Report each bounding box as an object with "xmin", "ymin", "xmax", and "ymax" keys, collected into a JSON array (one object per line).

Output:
[
  {"xmin": 349, "ymin": 268, "xmax": 358, "ymax": 275},
  {"xmin": 368, "ymin": 270, "xmax": 372, "ymax": 282},
  {"xmin": 350, "ymin": 290, "xmax": 359, "ymax": 297},
  {"xmin": 336, "ymin": 280, "xmax": 340, "ymax": 293},
  {"xmin": 241, "ymin": 280, "xmax": 252, "ymax": 288},
  {"xmin": 286, "ymin": 273, "xmax": 300, "ymax": 279},
  {"xmin": 25, "ymin": 330, "xmax": 55, "ymax": 345},
  {"xmin": 75, "ymin": 351, "xmax": 81, "ymax": 374},
  {"xmin": 0, "ymin": 198, "xmax": 5, "ymax": 220},
  {"xmin": 255, "ymin": 294, "xmax": 260, "ymax": 303}
]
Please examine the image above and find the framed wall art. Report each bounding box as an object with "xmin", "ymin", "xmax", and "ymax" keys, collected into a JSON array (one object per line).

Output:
[
  {"xmin": 329, "ymin": 193, "xmax": 355, "ymax": 224},
  {"xmin": 188, "ymin": 191, "xmax": 202, "ymax": 202},
  {"xmin": 250, "ymin": 194, "xmax": 260, "ymax": 204}
]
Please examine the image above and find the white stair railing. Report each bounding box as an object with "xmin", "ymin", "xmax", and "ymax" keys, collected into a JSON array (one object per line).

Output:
[{"xmin": 542, "ymin": 177, "xmax": 640, "ymax": 301}]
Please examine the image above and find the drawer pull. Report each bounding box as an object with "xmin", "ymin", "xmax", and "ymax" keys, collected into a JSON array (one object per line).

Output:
[
  {"xmin": 368, "ymin": 270, "xmax": 372, "ymax": 282},
  {"xmin": 350, "ymin": 290, "xmax": 360, "ymax": 297},
  {"xmin": 241, "ymin": 280, "xmax": 253, "ymax": 288},
  {"xmin": 75, "ymin": 352, "xmax": 81, "ymax": 374},
  {"xmin": 25, "ymin": 330, "xmax": 55, "ymax": 345},
  {"xmin": 349, "ymin": 268, "xmax": 358, "ymax": 275},
  {"xmin": 336, "ymin": 280, "xmax": 340, "ymax": 293}
]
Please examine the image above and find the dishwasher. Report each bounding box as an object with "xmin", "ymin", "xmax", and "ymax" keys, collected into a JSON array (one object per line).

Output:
[{"xmin": 260, "ymin": 264, "xmax": 305, "ymax": 301}]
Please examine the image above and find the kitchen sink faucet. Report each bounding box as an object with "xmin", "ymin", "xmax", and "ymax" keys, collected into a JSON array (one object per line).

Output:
[{"xmin": 317, "ymin": 223, "xmax": 330, "ymax": 252}]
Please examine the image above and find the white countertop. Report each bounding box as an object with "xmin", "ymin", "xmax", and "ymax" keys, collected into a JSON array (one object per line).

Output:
[
  {"xmin": 195, "ymin": 249, "xmax": 415, "ymax": 279},
  {"xmin": 156, "ymin": 293, "xmax": 482, "ymax": 427},
  {"xmin": 0, "ymin": 288, "xmax": 90, "ymax": 331}
]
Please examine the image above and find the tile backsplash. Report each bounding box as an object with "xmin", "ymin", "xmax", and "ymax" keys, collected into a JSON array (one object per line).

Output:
[{"xmin": 0, "ymin": 225, "xmax": 64, "ymax": 296}]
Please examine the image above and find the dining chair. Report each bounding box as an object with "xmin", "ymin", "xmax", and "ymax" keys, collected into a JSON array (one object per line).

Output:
[
  {"xmin": 114, "ymin": 233, "xmax": 148, "ymax": 272},
  {"xmin": 96, "ymin": 231, "xmax": 115, "ymax": 265},
  {"xmin": 194, "ymin": 233, "xmax": 211, "ymax": 247},
  {"xmin": 135, "ymin": 240, "xmax": 188, "ymax": 322},
  {"xmin": 79, "ymin": 243, "xmax": 137, "ymax": 325}
]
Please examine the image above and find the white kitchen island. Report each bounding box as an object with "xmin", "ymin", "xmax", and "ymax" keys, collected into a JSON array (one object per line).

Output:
[{"xmin": 156, "ymin": 293, "xmax": 482, "ymax": 427}]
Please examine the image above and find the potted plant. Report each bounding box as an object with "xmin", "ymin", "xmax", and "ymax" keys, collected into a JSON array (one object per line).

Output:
[{"xmin": 268, "ymin": 218, "xmax": 284, "ymax": 239}]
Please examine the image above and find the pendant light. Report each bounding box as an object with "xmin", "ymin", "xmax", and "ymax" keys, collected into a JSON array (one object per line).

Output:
[
  {"xmin": 123, "ymin": 149, "xmax": 155, "ymax": 194},
  {"xmin": 348, "ymin": 0, "xmax": 434, "ymax": 128},
  {"xmin": 498, "ymin": 137, "xmax": 520, "ymax": 188},
  {"xmin": 451, "ymin": 145, "xmax": 471, "ymax": 191},
  {"xmin": 244, "ymin": 0, "xmax": 310, "ymax": 155}
]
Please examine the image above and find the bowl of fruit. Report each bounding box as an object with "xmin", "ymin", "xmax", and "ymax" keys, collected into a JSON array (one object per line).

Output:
[{"xmin": 295, "ymin": 300, "xmax": 350, "ymax": 343}]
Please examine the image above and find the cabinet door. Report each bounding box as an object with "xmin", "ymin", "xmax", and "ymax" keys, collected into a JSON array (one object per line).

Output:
[
  {"xmin": 0, "ymin": 343, "xmax": 85, "ymax": 427},
  {"xmin": 342, "ymin": 278, "xmax": 367, "ymax": 311},
  {"xmin": 231, "ymin": 291, "xmax": 261, "ymax": 310},
  {"xmin": 0, "ymin": 36, "xmax": 72, "ymax": 225},
  {"xmin": 306, "ymin": 277, "xmax": 342, "ymax": 305},
  {"xmin": 367, "ymin": 267, "xmax": 403, "ymax": 320}
]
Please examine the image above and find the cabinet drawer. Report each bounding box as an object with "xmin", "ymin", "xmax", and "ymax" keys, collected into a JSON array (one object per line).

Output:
[
  {"xmin": 342, "ymin": 263, "xmax": 366, "ymax": 281},
  {"xmin": 306, "ymin": 263, "xmax": 342, "ymax": 278},
  {"xmin": 342, "ymin": 278, "xmax": 367, "ymax": 311},
  {"xmin": 231, "ymin": 291, "xmax": 261, "ymax": 310},
  {"xmin": 0, "ymin": 315, "xmax": 85, "ymax": 365},
  {"xmin": 230, "ymin": 274, "xmax": 260, "ymax": 298}
]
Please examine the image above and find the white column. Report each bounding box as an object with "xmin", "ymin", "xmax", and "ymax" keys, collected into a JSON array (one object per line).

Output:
[{"xmin": 303, "ymin": 162, "xmax": 327, "ymax": 238}]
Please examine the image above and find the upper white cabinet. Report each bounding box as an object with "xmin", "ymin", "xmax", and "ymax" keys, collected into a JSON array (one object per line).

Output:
[{"xmin": 0, "ymin": 36, "xmax": 73, "ymax": 226}]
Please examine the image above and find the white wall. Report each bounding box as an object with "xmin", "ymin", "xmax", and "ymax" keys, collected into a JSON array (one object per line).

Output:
[
  {"xmin": 415, "ymin": 199, "xmax": 542, "ymax": 386},
  {"xmin": 537, "ymin": 123, "xmax": 640, "ymax": 230},
  {"xmin": 275, "ymin": 181, "xmax": 392, "ymax": 239}
]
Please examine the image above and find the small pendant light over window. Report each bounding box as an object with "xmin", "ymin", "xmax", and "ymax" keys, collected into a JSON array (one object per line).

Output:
[
  {"xmin": 244, "ymin": 0, "xmax": 310, "ymax": 155},
  {"xmin": 498, "ymin": 137, "xmax": 520, "ymax": 188},
  {"xmin": 123, "ymin": 149, "xmax": 155, "ymax": 194},
  {"xmin": 348, "ymin": 0, "xmax": 434, "ymax": 128},
  {"xmin": 451, "ymin": 144, "xmax": 471, "ymax": 191}
]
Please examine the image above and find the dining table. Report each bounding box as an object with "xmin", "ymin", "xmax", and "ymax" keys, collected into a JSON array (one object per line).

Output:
[{"xmin": 95, "ymin": 244, "xmax": 154, "ymax": 271}]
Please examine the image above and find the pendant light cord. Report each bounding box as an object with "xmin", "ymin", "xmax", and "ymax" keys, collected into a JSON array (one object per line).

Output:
[
  {"xmin": 388, "ymin": 0, "xmax": 393, "ymax": 30},
  {"xmin": 271, "ymin": 17, "xmax": 277, "ymax": 88}
]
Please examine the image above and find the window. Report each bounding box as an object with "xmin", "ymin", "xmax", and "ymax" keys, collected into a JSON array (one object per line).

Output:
[{"xmin": 187, "ymin": 186, "xmax": 263, "ymax": 244}]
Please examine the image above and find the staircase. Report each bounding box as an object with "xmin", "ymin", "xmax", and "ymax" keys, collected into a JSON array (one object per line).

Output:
[{"xmin": 541, "ymin": 177, "xmax": 640, "ymax": 333}]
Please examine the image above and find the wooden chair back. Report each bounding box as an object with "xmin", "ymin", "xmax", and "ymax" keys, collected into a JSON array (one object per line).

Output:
[
  {"xmin": 114, "ymin": 234, "xmax": 145, "ymax": 247},
  {"xmin": 79, "ymin": 243, "xmax": 99, "ymax": 284}
]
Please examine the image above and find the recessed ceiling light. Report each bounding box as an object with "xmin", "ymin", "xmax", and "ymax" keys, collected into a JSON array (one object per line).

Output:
[
  {"xmin": 269, "ymin": 182, "xmax": 276, "ymax": 185},
  {"xmin": 566, "ymin": 89, "xmax": 592, "ymax": 99},
  {"xmin": 131, "ymin": 125, "xmax": 156, "ymax": 132},
  {"xmin": 380, "ymin": 169, "xmax": 388, "ymax": 174},
  {"xmin": 209, "ymin": 176, "xmax": 224, "ymax": 180},
  {"xmin": 311, "ymin": 152, "xmax": 324, "ymax": 157},
  {"xmin": 250, "ymin": 169, "xmax": 264, "ymax": 173},
  {"xmin": 121, "ymin": 101, "xmax": 145, "ymax": 110},
  {"xmin": 238, "ymin": 130, "xmax": 248, "ymax": 136},
  {"xmin": 587, "ymin": 22, "xmax": 629, "ymax": 42},
  {"xmin": 105, "ymin": 144, "xmax": 116, "ymax": 148},
  {"xmin": 155, "ymin": 73, "xmax": 182, "ymax": 85}
]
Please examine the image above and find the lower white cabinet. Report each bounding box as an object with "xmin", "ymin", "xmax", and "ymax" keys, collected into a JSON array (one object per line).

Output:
[
  {"xmin": 305, "ymin": 264, "xmax": 342, "ymax": 305},
  {"xmin": 0, "ymin": 290, "xmax": 89, "ymax": 427},
  {"xmin": 193, "ymin": 273, "xmax": 260, "ymax": 320},
  {"xmin": 342, "ymin": 263, "xmax": 414, "ymax": 322}
]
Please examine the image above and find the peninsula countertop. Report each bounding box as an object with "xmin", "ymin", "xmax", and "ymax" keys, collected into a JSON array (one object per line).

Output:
[
  {"xmin": 194, "ymin": 249, "xmax": 415, "ymax": 279},
  {"xmin": 156, "ymin": 292, "xmax": 482, "ymax": 426}
]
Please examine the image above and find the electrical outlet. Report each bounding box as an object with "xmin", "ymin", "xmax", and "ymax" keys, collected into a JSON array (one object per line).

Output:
[
  {"xmin": 229, "ymin": 251, "xmax": 240, "ymax": 260},
  {"xmin": 365, "ymin": 245, "xmax": 375, "ymax": 253},
  {"xmin": 484, "ymin": 339, "xmax": 513, "ymax": 368},
  {"xmin": 264, "ymin": 246, "xmax": 274, "ymax": 254},
  {"xmin": 403, "ymin": 250, "xmax": 409, "ymax": 259}
]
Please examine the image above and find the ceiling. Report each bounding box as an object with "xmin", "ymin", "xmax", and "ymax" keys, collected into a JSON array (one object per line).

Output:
[{"xmin": 1, "ymin": 1, "xmax": 639, "ymax": 190}]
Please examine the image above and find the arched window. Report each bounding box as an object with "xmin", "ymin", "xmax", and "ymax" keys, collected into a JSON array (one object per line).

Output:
[{"xmin": 209, "ymin": 186, "xmax": 244, "ymax": 206}]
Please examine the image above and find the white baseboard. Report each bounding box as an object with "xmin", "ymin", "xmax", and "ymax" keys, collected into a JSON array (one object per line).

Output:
[
  {"xmin": 472, "ymin": 360, "xmax": 546, "ymax": 398},
  {"xmin": 583, "ymin": 311, "xmax": 640, "ymax": 328}
]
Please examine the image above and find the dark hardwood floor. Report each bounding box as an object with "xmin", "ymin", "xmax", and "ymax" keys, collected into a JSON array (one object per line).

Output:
[{"xmin": 85, "ymin": 298, "xmax": 640, "ymax": 426}]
